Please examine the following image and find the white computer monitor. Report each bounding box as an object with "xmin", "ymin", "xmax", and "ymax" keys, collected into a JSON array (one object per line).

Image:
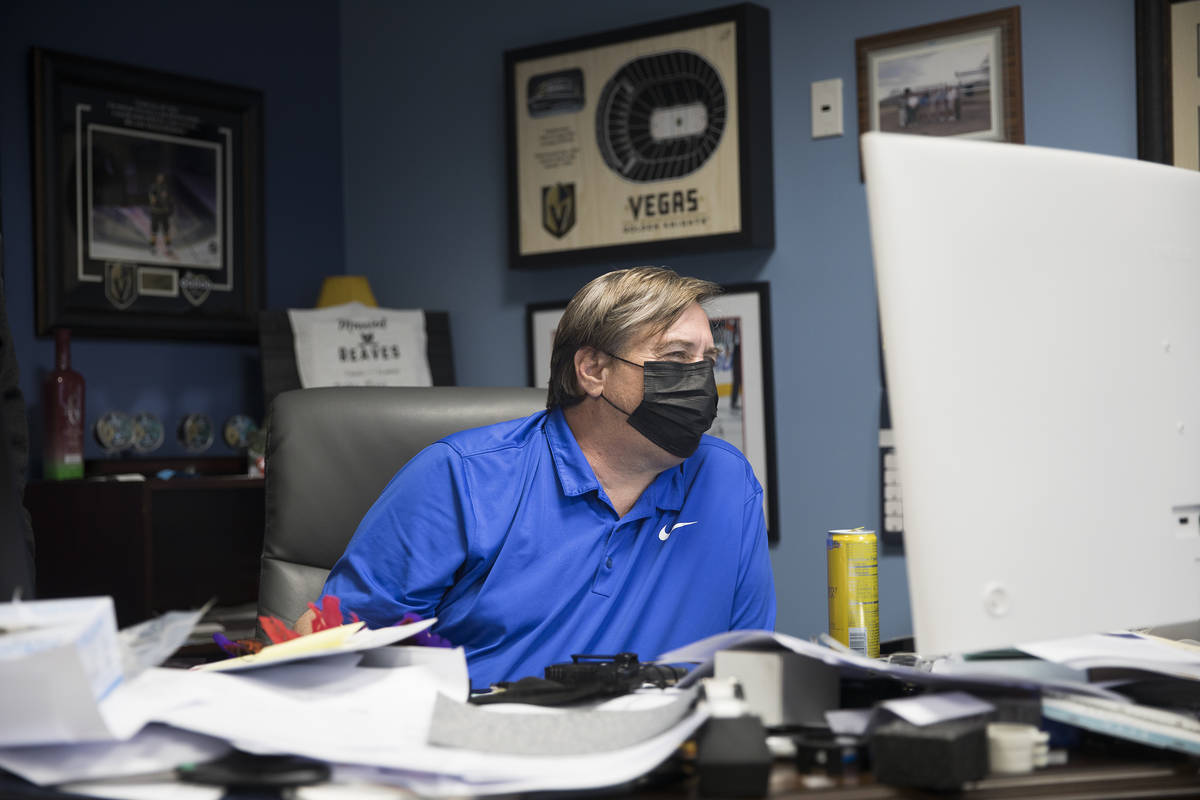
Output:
[{"xmin": 862, "ymin": 131, "xmax": 1200, "ymax": 655}]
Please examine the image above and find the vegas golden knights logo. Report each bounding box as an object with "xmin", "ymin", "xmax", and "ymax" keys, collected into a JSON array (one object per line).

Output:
[
  {"xmin": 542, "ymin": 183, "xmax": 576, "ymax": 238},
  {"xmin": 104, "ymin": 262, "xmax": 137, "ymax": 310}
]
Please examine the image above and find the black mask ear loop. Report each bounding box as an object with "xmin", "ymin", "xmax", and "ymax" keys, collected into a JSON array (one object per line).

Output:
[
  {"xmin": 600, "ymin": 393, "xmax": 633, "ymax": 416},
  {"xmin": 599, "ymin": 352, "xmax": 641, "ymax": 417}
]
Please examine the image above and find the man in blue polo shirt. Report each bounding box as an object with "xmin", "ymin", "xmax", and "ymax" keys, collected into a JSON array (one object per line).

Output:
[{"xmin": 304, "ymin": 267, "xmax": 775, "ymax": 687}]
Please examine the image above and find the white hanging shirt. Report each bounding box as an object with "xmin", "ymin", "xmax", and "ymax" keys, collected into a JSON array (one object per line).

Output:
[{"xmin": 287, "ymin": 302, "xmax": 432, "ymax": 388}]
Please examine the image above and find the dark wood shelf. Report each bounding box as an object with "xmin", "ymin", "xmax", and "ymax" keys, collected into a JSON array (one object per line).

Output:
[
  {"xmin": 85, "ymin": 455, "xmax": 250, "ymax": 477},
  {"xmin": 28, "ymin": 466, "xmax": 265, "ymax": 627}
]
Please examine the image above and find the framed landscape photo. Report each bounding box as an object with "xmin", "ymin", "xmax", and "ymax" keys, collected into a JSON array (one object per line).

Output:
[
  {"xmin": 524, "ymin": 281, "xmax": 778, "ymax": 544},
  {"xmin": 32, "ymin": 49, "xmax": 264, "ymax": 341},
  {"xmin": 504, "ymin": 3, "xmax": 775, "ymax": 270},
  {"xmin": 1136, "ymin": 0, "xmax": 1200, "ymax": 169},
  {"xmin": 855, "ymin": 7, "xmax": 1024, "ymax": 175}
]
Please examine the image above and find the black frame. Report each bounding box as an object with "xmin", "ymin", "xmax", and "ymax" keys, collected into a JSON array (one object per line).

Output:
[
  {"xmin": 524, "ymin": 281, "xmax": 779, "ymax": 544},
  {"xmin": 32, "ymin": 48, "xmax": 264, "ymax": 341},
  {"xmin": 525, "ymin": 299, "xmax": 570, "ymax": 389},
  {"xmin": 1136, "ymin": 0, "xmax": 1195, "ymax": 165},
  {"xmin": 504, "ymin": 3, "xmax": 775, "ymax": 270}
]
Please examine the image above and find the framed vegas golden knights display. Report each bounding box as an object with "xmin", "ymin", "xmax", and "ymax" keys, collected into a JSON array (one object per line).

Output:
[
  {"xmin": 32, "ymin": 49, "xmax": 264, "ymax": 341},
  {"xmin": 504, "ymin": 3, "xmax": 774, "ymax": 269}
]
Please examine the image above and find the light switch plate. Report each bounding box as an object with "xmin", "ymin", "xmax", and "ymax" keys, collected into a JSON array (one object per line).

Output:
[{"xmin": 811, "ymin": 78, "xmax": 843, "ymax": 139}]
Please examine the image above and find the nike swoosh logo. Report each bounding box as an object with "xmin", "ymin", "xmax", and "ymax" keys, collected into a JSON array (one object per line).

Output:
[{"xmin": 658, "ymin": 521, "xmax": 698, "ymax": 541}]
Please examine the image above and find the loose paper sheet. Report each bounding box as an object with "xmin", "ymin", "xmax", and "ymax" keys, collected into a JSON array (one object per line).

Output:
[{"xmin": 191, "ymin": 619, "xmax": 435, "ymax": 673}]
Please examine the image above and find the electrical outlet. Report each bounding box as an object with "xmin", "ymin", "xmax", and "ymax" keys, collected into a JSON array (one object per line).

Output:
[
  {"xmin": 1173, "ymin": 505, "xmax": 1200, "ymax": 538},
  {"xmin": 811, "ymin": 78, "xmax": 843, "ymax": 139}
]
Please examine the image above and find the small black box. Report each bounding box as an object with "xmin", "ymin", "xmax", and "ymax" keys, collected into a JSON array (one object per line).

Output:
[
  {"xmin": 696, "ymin": 715, "xmax": 772, "ymax": 797},
  {"xmin": 869, "ymin": 717, "xmax": 989, "ymax": 790}
]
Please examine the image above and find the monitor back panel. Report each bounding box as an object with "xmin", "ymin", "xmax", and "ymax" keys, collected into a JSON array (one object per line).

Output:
[{"xmin": 862, "ymin": 132, "xmax": 1200, "ymax": 655}]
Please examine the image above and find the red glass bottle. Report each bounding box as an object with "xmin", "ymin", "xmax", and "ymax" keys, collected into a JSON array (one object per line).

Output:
[{"xmin": 44, "ymin": 328, "xmax": 85, "ymax": 480}]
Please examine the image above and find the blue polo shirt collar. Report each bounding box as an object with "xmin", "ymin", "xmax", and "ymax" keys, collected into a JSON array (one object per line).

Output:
[{"xmin": 544, "ymin": 405, "xmax": 685, "ymax": 516}]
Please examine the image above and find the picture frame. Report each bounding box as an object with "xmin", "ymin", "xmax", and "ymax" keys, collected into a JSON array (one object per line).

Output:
[
  {"xmin": 854, "ymin": 6, "xmax": 1024, "ymax": 175},
  {"xmin": 524, "ymin": 281, "xmax": 778, "ymax": 544},
  {"xmin": 32, "ymin": 49, "xmax": 264, "ymax": 342},
  {"xmin": 1136, "ymin": 0, "xmax": 1200, "ymax": 169},
  {"xmin": 878, "ymin": 333, "xmax": 904, "ymax": 554},
  {"xmin": 504, "ymin": 3, "xmax": 774, "ymax": 270},
  {"xmin": 526, "ymin": 300, "xmax": 568, "ymax": 391}
]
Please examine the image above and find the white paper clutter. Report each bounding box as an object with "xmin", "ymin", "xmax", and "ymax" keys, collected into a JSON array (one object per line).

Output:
[{"xmin": 0, "ymin": 597, "xmax": 123, "ymax": 746}]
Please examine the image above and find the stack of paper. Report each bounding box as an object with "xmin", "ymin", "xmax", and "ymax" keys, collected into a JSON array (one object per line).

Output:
[
  {"xmin": 26, "ymin": 608, "xmax": 1200, "ymax": 794},
  {"xmin": 0, "ymin": 602, "xmax": 705, "ymax": 797},
  {"xmin": 1016, "ymin": 632, "xmax": 1200, "ymax": 681},
  {"xmin": 0, "ymin": 597, "xmax": 124, "ymax": 746},
  {"xmin": 663, "ymin": 627, "xmax": 1200, "ymax": 761}
]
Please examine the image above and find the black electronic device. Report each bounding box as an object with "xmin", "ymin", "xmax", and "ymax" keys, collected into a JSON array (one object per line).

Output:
[
  {"xmin": 695, "ymin": 715, "xmax": 772, "ymax": 797},
  {"xmin": 792, "ymin": 731, "xmax": 870, "ymax": 776},
  {"xmin": 177, "ymin": 751, "xmax": 330, "ymax": 789},
  {"xmin": 470, "ymin": 653, "xmax": 689, "ymax": 706},
  {"xmin": 545, "ymin": 652, "xmax": 689, "ymax": 692}
]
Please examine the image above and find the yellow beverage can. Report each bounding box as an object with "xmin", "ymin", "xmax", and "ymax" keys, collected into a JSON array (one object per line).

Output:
[{"xmin": 826, "ymin": 529, "xmax": 879, "ymax": 658}]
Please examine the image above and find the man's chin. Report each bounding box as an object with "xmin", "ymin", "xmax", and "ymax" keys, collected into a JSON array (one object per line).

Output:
[{"xmin": 644, "ymin": 439, "xmax": 690, "ymax": 468}]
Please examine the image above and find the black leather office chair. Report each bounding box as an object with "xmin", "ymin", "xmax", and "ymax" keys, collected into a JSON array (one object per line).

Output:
[{"xmin": 257, "ymin": 386, "xmax": 546, "ymax": 628}]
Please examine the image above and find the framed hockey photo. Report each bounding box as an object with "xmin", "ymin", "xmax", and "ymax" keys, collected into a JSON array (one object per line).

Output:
[
  {"xmin": 505, "ymin": 3, "xmax": 775, "ymax": 269},
  {"xmin": 32, "ymin": 49, "xmax": 264, "ymax": 341},
  {"xmin": 705, "ymin": 282, "xmax": 777, "ymax": 544},
  {"xmin": 525, "ymin": 281, "xmax": 778, "ymax": 544},
  {"xmin": 855, "ymin": 7, "xmax": 1024, "ymax": 176}
]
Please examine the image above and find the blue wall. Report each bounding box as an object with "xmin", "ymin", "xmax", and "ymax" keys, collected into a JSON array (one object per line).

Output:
[
  {"xmin": 339, "ymin": 0, "xmax": 1137, "ymax": 641},
  {"xmin": 0, "ymin": 0, "xmax": 1138, "ymax": 640},
  {"xmin": 0, "ymin": 0, "xmax": 345, "ymax": 464}
]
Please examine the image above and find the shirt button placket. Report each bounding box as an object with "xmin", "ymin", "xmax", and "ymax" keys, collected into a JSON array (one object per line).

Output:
[
  {"xmin": 592, "ymin": 523, "xmax": 619, "ymax": 596},
  {"xmin": 604, "ymin": 522, "xmax": 616, "ymax": 570}
]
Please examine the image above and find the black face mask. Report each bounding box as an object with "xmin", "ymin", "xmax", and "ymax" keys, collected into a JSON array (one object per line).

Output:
[{"xmin": 601, "ymin": 353, "xmax": 718, "ymax": 459}]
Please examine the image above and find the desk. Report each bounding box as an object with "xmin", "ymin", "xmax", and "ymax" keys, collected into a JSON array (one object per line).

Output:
[
  {"xmin": 623, "ymin": 756, "xmax": 1200, "ymax": 798},
  {"xmin": 4, "ymin": 755, "xmax": 1196, "ymax": 799},
  {"xmin": 748, "ymin": 759, "xmax": 1200, "ymax": 799},
  {"xmin": 26, "ymin": 458, "xmax": 264, "ymax": 627}
]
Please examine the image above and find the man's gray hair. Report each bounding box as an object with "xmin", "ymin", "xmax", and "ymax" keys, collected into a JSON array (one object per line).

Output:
[{"xmin": 546, "ymin": 266, "xmax": 721, "ymax": 408}]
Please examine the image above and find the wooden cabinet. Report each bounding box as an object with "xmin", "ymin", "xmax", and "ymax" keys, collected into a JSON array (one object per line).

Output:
[{"xmin": 26, "ymin": 458, "xmax": 265, "ymax": 627}]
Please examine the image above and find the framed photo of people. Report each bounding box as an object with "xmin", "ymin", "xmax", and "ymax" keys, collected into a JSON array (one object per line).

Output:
[
  {"xmin": 854, "ymin": 7, "xmax": 1024, "ymax": 176},
  {"xmin": 504, "ymin": 3, "xmax": 775, "ymax": 270},
  {"xmin": 524, "ymin": 281, "xmax": 778, "ymax": 544},
  {"xmin": 32, "ymin": 49, "xmax": 264, "ymax": 341},
  {"xmin": 1136, "ymin": 0, "xmax": 1200, "ymax": 169}
]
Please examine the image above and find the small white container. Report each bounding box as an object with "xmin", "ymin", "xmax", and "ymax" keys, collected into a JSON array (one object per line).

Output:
[{"xmin": 987, "ymin": 722, "xmax": 1050, "ymax": 774}]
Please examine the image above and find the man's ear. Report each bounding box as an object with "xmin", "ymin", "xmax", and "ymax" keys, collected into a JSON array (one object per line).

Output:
[{"xmin": 574, "ymin": 346, "xmax": 609, "ymax": 398}]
